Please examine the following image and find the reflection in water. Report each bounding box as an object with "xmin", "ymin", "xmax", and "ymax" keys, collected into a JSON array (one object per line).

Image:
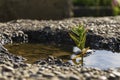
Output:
[
  {"xmin": 4, "ymin": 43, "xmax": 120, "ymax": 69},
  {"xmin": 84, "ymin": 50, "xmax": 120, "ymax": 69},
  {"xmin": 5, "ymin": 43, "xmax": 72, "ymax": 63}
]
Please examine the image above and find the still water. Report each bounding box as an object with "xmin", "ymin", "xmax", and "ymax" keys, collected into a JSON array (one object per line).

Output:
[
  {"xmin": 5, "ymin": 43, "xmax": 120, "ymax": 69},
  {"xmin": 5, "ymin": 43, "xmax": 72, "ymax": 63},
  {"xmin": 84, "ymin": 50, "xmax": 120, "ymax": 69}
]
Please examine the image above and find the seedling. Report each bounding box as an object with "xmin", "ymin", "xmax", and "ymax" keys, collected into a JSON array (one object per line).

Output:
[{"xmin": 69, "ymin": 25, "xmax": 89, "ymax": 66}]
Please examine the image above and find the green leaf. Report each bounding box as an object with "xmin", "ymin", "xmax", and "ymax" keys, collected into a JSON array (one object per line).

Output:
[
  {"xmin": 69, "ymin": 25, "xmax": 89, "ymax": 65},
  {"xmin": 69, "ymin": 33, "xmax": 79, "ymax": 45},
  {"xmin": 71, "ymin": 28, "xmax": 80, "ymax": 36}
]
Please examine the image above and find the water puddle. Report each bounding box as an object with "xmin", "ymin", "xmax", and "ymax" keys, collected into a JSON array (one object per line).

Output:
[
  {"xmin": 4, "ymin": 43, "xmax": 120, "ymax": 69},
  {"xmin": 4, "ymin": 43, "xmax": 72, "ymax": 63},
  {"xmin": 84, "ymin": 50, "xmax": 120, "ymax": 69}
]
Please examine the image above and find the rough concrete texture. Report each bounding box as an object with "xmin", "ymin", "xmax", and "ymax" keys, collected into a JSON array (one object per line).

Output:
[
  {"xmin": 0, "ymin": 16, "xmax": 120, "ymax": 52},
  {"xmin": 0, "ymin": 0, "xmax": 73, "ymax": 21}
]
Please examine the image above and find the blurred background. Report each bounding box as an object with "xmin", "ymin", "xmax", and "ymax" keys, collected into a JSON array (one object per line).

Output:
[
  {"xmin": 73, "ymin": 0, "xmax": 120, "ymax": 17},
  {"xmin": 0, "ymin": 0, "xmax": 120, "ymax": 22}
]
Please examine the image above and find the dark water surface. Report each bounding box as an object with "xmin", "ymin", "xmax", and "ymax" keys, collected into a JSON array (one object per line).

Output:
[
  {"xmin": 5, "ymin": 43, "xmax": 73, "ymax": 63},
  {"xmin": 5, "ymin": 43, "xmax": 120, "ymax": 69}
]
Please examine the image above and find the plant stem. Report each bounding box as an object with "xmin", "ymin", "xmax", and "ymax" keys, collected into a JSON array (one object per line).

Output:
[{"xmin": 81, "ymin": 54, "xmax": 84, "ymax": 66}]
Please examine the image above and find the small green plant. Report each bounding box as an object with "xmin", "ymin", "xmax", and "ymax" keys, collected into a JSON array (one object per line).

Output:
[{"xmin": 69, "ymin": 25, "xmax": 89, "ymax": 66}]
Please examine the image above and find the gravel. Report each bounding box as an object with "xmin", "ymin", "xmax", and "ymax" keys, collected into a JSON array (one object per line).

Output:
[
  {"xmin": 0, "ymin": 16, "xmax": 120, "ymax": 51},
  {"xmin": 0, "ymin": 16, "xmax": 120, "ymax": 80},
  {"xmin": 0, "ymin": 49, "xmax": 120, "ymax": 80}
]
